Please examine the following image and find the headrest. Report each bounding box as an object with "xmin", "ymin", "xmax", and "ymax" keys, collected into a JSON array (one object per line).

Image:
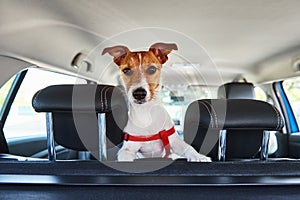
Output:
[
  {"xmin": 218, "ymin": 82, "xmax": 255, "ymax": 99},
  {"xmin": 32, "ymin": 84, "xmax": 128, "ymax": 153},
  {"xmin": 32, "ymin": 84, "xmax": 127, "ymax": 113},
  {"xmin": 185, "ymin": 99, "xmax": 284, "ymax": 130}
]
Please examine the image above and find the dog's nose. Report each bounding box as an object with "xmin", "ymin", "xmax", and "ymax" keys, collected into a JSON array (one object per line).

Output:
[{"xmin": 132, "ymin": 87, "xmax": 147, "ymax": 101}]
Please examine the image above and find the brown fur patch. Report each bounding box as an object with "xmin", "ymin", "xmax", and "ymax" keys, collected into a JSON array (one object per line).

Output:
[
  {"xmin": 117, "ymin": 51, "xmax": 162, "ymax": 100},
  {"xmin": 102, "ymin": 43, "xmax": 177, "ymax": 102}
]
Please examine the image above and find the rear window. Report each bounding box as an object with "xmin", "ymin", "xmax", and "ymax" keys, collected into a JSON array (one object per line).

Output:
[{"xmin": 161, "ymin": 85, "xmax": 218, "ymax": 135}]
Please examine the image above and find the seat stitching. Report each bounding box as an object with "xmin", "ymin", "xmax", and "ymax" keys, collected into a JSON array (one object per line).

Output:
[
  {"xmin": 101, "ymin": 86, "xmax": 109, "ymax": 112},
  {"xmin": 198, "ymin": 101, "xmax": 214, "ymax": 128},
  {"xmin": 99, "ymin": 86, "xmax": 106, "ymax": 111},
  {"xmin": 273, "ymin": 106, "xmax": 281, "ymax": 130},
  {"xmin": 272, "ymin": 107, "xmax": 279, "ymax": 130},
  {"xmin": 202, "ymin": 100, "xmax": 218, "ymax": 129},
  {"xmin": 103, "ymin": 86, "xmax": 110, "ymax": 111},
  {"xmin": 198, "ymin": 101, "xmax": 216, "ymax": 128}
]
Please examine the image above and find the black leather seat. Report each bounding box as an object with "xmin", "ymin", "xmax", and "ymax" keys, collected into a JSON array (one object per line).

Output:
[
  {"xmin": 184, "ymin": 99, "xmax": 284, "ymax": 161},
  {"xmin": 219, "ymin": 82, "xmax": 265, "ymax": 158},
  {"xmin": 218, "ymin": 81, "xmax": 279, "ymax": 157},
  {"xmin": 32, "ymin": 84, "xmax": 128, "ymax": 161}
]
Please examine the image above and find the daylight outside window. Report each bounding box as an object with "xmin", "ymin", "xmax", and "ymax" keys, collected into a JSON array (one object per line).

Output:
[
  {"xmin": 283, "ymin": 77, "xmax": 300, "ymax": 127},
  {"xmin": 3, "ymin": 68, "xmax": 86, "ymax": 139}
]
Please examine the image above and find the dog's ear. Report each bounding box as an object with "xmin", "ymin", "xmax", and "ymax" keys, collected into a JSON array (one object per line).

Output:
[
  {"xmin": 149, "ymin": 42, "xmax": 178, "ymax": 64},
  {"xmin": 102, "ymin": 45, "xmax": 130, "ymax": 65}
]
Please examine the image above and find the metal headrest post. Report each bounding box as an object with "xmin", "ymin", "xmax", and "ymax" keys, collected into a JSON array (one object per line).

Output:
[
  {"xmin": 261, "ymin": 130, "xmax": 271, "ymax": 160},
  {"xmin": 46, "ymin": 112, "xmax": 56, "ymax": 161},
  {"xmin": 98, "ymin": 113, "xmax": 107, "ymax": 161},
  {"xmin": 218, "ymin": 130, "xmax": 227, "ymax": 161}
]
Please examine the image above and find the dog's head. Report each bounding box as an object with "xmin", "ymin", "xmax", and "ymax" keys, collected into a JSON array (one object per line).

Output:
[{"xmin": 102, "ymin": 42, "xmax": 177, "ymax": 104}]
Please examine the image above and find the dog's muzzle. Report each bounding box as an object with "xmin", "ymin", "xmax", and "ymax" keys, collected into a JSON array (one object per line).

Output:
[{"xmin": 132, "ymin": 87, "xmax": 147, "ymax": 104}]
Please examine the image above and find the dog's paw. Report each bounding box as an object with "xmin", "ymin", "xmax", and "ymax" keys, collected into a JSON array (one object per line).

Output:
[
  {"xmin": 188, "ymin": 154, "xmax": 212, "ymax": 162},
  {"xmin": 185, "ymin": 148, "xmax": 211, "ymax": 162},
  {"xmin": 117, "ymin": 149, "xmax": 136, "ymax": 162}
]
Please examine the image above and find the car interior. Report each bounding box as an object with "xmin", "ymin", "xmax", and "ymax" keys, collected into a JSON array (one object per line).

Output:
[{"xmin": 1, "ymin": 0, "xmax": 300, "ymax": 199}]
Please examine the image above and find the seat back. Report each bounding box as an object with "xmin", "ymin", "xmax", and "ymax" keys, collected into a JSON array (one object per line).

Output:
[
  {"xmin": 217, "ymin": 81, "xmax": 262, "ymax": 158},
  {"xmin": 184, "ymin": 99, "xmax": 284, "ymax": 161},
  {"xmin": 32, "ymin": 84, "xmax": 128, "ymax": 161},
  {"xmin": 218, "ymin": 82, "xmax": 255, "ymax": 99}
]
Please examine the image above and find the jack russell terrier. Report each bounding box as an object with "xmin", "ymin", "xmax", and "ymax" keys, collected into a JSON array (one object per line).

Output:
[{"xmin": 102, "ymin": 42, "xmax": 211, "ymax": 162}]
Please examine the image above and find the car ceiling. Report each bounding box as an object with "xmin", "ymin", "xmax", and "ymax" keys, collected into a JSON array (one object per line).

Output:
[{"xmin": 1, "ymin": 0, "xmax": 300, "ymax": 86}]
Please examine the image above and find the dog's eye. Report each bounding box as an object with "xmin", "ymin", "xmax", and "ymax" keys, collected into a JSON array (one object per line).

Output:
[
  {"xmin": 122, "ymin": 68, "xmax": 132, "ymax": 76},
  {"xmin": 146, "ymin": 66, "xmax": 157, "ymax": 75}
]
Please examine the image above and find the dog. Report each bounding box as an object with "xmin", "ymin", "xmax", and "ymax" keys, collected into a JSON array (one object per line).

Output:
[{"xmin": 102, "ymin": 42, "xmax": 211, "ymax": 162}]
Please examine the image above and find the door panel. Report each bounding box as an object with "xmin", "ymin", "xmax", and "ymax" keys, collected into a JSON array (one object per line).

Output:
[{"xmin": 7, "ymin": 135, "xmax": 47, "ymax": 157}]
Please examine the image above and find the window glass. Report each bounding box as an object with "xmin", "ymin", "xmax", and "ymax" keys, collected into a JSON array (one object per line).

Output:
[
  {"xmin": 283, "ymin": 77, "xmax": 300, "ymax": 126},
  {"xmin": 0, "ymin": 75, "xmax": 16, "ymax": 114},
  {"xmin": 4, "ymin": 68, "xmax": 86, "ymax": 139},
  {"xmin": 161, "ymin": 85, "xmax": 217, "ymax": 136},
  {"xmin": 254, "ymin": 87, "xmax": 267, "ymax": 101}
]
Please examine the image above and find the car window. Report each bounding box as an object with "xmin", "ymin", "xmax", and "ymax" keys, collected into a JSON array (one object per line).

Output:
[
  {"xmin": 254, "ymin": 86, "xmax": 267, "ymax": 101},
  {"xmin": 161, "ymin": 85, "xmax": 218, "ymax": 136},
  {"xmin": 0, "ymin": 75, "xmax": 16, "ymax": 115},
  {"xmin": 283, "ymin": 77, "xmax": 300, "ymax": 126},
  {"xmin": 3, "ymin": 68, "xmax": 86, "ymax": 139}
]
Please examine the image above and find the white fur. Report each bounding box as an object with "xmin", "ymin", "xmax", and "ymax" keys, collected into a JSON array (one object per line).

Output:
[
  {"xmin": 118, "ymin": 51, "xmax": 211, "ymax": 162},
  {"xmin": 127, "ymin": 76, "xmax": 151, "ymax": 104},
  {"xmin": 118, "ymin": 90, "xmax": 211, "ymax": 162}
]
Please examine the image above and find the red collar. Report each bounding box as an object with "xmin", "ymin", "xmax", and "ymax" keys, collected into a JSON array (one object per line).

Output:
[{"xmin": 123, "ymin": 126, "xmax": 175, "ymax": 157}]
